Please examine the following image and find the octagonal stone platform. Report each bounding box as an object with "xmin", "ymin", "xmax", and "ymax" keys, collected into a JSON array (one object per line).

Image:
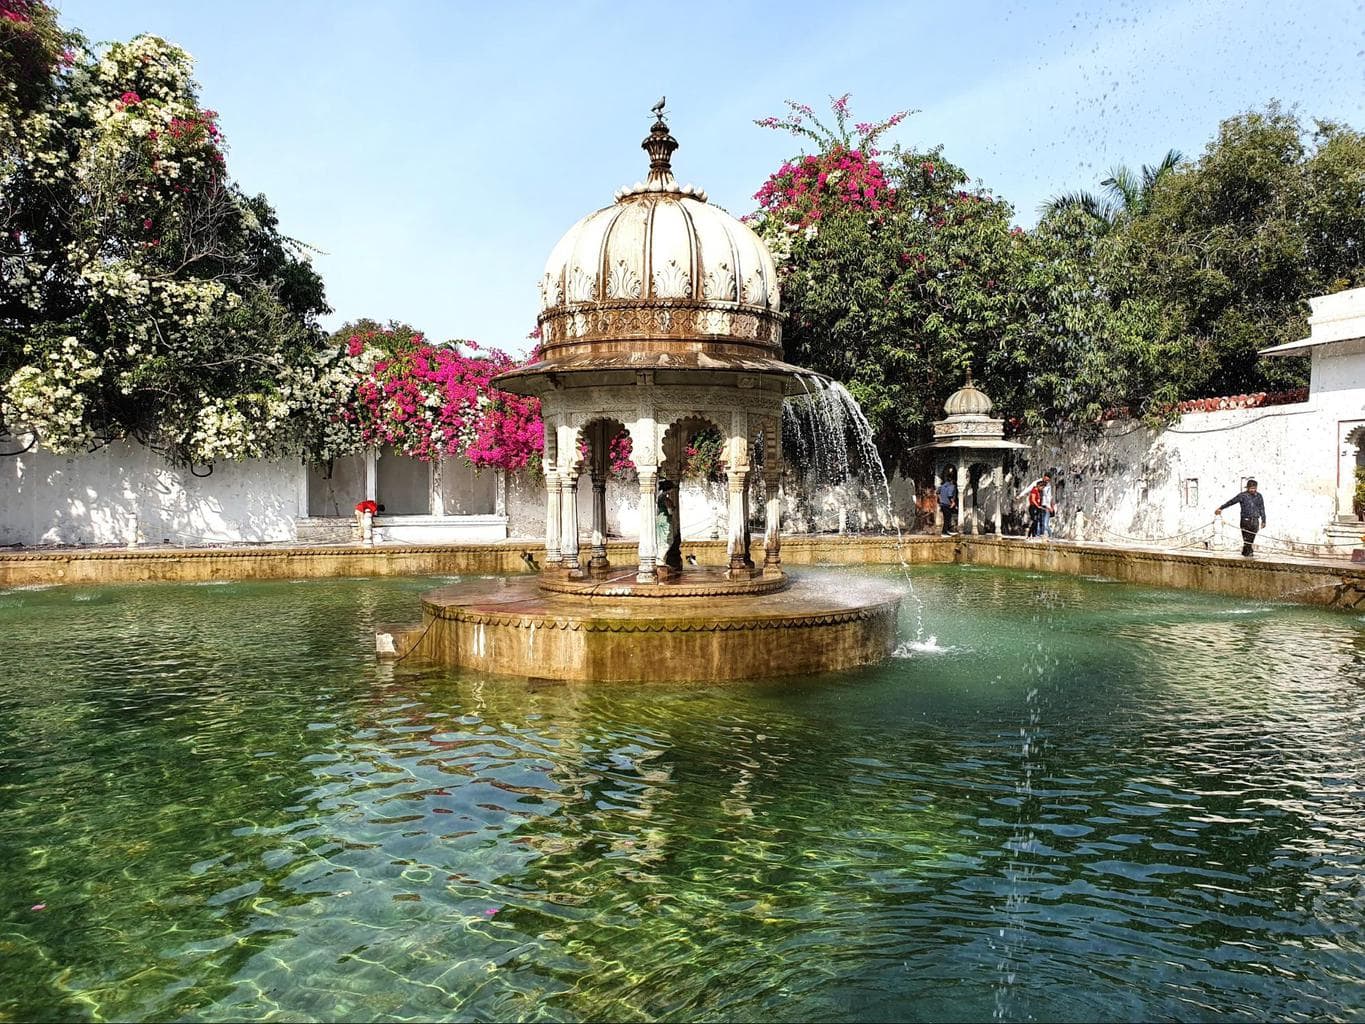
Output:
[
  {"xmin": 538, "ymin": 564, "xmax": 789, "ymax": 598},
  {"xmin": 378, "ymin": 569, "xmax": 903, "ymax": 683}
]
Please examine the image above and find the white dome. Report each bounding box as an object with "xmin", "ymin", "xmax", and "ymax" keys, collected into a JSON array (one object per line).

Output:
[
  {"xmin": 539, "ymin": 192, "xmax": 780, "ymax": 314},
  {"xmin": 943, "ymin": 380, "xmax": 994, "ymax": 416},
  {"xmin": 538, "ymin": 118, "xmax": 780, "ymax": 317},
  {"xmin": 495, "ymin": 115, "xmax": 808, "ymax": 397}
]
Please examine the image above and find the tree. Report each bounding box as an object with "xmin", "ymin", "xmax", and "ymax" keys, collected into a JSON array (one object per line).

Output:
[
  {"xmin": 1041, "ymin": 149, "xmax": 1182, "ymax": 228},
  {"xmin": 751, "ymin": 98, "xmax": 1031, "ymax": 466},
  {"xmin": 1, "ymin": 6, "xmax": 333, "ymax": 464},
  {"xmin": 1108, "ymin": 105, "xmax": 1365, "ymax": 398}
]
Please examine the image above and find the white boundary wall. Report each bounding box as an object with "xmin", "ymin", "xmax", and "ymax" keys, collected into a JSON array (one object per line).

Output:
[
  {"xmin": 1026, "ymin": 338, "xmax": 1365, "ymax": 554},
  {"xmin": 0, "ymin": 443, "xmax": 510, "ymax": 547},
  {"xmin": 0, "ymin": 441, "xmax": 303, "ymax": 546}
]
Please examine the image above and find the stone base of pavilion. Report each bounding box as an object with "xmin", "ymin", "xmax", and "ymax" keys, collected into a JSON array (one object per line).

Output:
[
  {"xmin": 538, "ymin": 564, "xmax": 789, "ymax": 598},
  {"xmin": 377, "ymin": 569, "xmax": 902, "ymax": 683}
]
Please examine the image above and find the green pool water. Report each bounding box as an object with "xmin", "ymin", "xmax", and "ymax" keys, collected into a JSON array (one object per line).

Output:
[{"xmin": 1, "ymin": 567, "xmax": 1363, "ymax": 1022}]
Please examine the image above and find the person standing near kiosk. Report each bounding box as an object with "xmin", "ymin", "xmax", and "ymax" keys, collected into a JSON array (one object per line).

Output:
[{"xmin": 938, "ymin": 471, "xmax": 958, "ymax": 535}]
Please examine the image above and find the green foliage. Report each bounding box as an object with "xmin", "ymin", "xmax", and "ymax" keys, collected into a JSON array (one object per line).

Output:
[
  {"xmin": 682, "ymin": 426, "xmax": 723, "ymax": 481},
  {"xmin": 1354, "ymin": 466, "xmax": 1365, "ymax": 516},
  {"xmin": 759, "ymin": 99, "xmax": 1365, "ymax": 459},
  {"xmin": 1, "ymin": 8, "xmax": 332, "ymax": 463},
  {"xmin": 1041, "ymin": 149, "xmax": 1183, "ymax": 227},
  {"xmin": 757, "ymin": 144, "xmax": 1025, "ymax": 469},
  {"xmin": 1106, "ymin": 105, "xmax": 1364, "ymax": 399}
]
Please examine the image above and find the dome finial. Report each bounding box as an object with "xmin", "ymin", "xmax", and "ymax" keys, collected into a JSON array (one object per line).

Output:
[
  {"xmin": 642, "ymin": 102, "xmax": 678, "ymax": 188},
  {"xmin": 965, "ymin": 365, "xmax": 974, "ymax": 386}
]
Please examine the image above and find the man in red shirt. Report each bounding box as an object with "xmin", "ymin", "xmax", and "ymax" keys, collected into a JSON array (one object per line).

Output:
[{"xmin": 1027, "ymin": 476, "xmax": 1047, "ymax": 537}]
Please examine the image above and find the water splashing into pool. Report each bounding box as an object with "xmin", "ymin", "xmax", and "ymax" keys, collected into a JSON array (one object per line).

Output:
[{"xmin": 785, "ymin": 375, "xmax": 926, "ymax": 638}]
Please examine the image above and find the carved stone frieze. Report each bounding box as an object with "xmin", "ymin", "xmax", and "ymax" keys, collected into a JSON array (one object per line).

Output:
[
  {"xmin": 933, "ymin": 417, "xmax": 1006, "ymax": 440},
  {"xmin": 538, "ymin": 301, "xmax": 782, "ymax": 348}
]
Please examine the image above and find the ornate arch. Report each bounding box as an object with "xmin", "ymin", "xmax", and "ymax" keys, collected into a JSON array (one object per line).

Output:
[
  {"xmin": 574, "ymin": 416, "xmax": 630, "ymax": 479},
  {"xmin": 660, "ymin": 414, "xmax": 725, "ymax": 481}
]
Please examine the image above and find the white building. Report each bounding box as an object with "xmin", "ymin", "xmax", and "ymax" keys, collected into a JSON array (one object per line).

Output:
[{"xmin": 1029, "ymin": 286, "xmax": 1365, "ymax": 555}]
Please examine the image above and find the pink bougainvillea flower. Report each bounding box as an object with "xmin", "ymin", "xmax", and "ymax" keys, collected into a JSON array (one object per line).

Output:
[
  {"xmin": 119, "ymin": 91, "xmax": 141, "ymax": 105},
  {"xmin": 31, "ymin": 903, "xmax": 46, "ymax": 911}
]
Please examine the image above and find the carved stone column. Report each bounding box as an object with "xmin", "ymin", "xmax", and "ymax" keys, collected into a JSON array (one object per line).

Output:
[
  {"xmin": 763, "ymin": 467, "xmax": 782, "ymax": 575},
  {"xmin": 726, "ymin": 468, "xmax": 749, "ymax": 575},
  {"xmin": 992, "ymin": 460, "xmax": 1004, "ymax": 536},
  {"xmin": 590, "ymin": 472, "xmax": 608, "ymax": 570},
  {"xmin": 932, "ymin": 465, "xmax": 943, "ymax": 533},
  {"xmin": 726, "ymin": 415, "xmax": 752, "ymax": 577},
  {"xmin": 956, "ymin": 462, "xmax": 969, "ymax": 536},
  {"xmin": 560, "ymin": 468, "xmax": 580, "ymax": 573},
  {"xmin": 637, "ymin": 466, "xmax": 658, "ymax": 583},
  {"xmin": 544, "ymin": 470, "xmax": 563, "ymax": 567}
]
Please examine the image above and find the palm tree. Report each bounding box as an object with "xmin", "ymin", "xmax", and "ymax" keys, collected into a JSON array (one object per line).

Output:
[{"xmin": 1040, "ymin": 149, "xmax": 1183, "ymax": 228}]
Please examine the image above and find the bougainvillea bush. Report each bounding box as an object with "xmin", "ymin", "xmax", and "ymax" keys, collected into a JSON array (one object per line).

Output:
[
  {"xmin": 339, "ymin": 321, "xmax": 543, "ymax": 473},
  {"xmin": 751, "ymin": 94, "xmax": 907, "ymax": 233}
]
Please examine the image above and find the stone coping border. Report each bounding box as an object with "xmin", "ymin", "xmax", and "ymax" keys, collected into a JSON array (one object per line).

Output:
[
  {"xmin": 422, "ymin": 599, "xmax": 900, "ymax": 633},
  {"xmin": 538, "ymin": 567, "xmax": 790, "ymax": 598},
  {"xmin": 959, "ymin": 537, "xmax": 1365, "ymax": 611},
  {"xmin": 2, "ymin": 534, "xmax": 1360, "ymax": 610}
]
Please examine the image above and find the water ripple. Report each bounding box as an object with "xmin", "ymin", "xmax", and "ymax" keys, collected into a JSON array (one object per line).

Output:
[{"xmin": 0, "ymin": 569, "xmax": 1362, "ymax": 1021}]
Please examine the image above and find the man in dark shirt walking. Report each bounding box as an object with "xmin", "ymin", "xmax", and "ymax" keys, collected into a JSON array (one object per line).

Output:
[
  {"xmin": 938, "ymin": 471, "xmax": 958, "ymax": 535},
  {"xmin": 1216, "ymin": 479, "xmax": 1267, "ymax": 557}
]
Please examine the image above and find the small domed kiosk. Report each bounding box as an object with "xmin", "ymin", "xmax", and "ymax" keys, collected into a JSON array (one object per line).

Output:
[
  {"xmin": 382, "ymin": 112, "xmax": 902, "ymax": 682},
  {"xmin": 916, "ymin": 372, "xmax": 1029, "ymax": 535}
]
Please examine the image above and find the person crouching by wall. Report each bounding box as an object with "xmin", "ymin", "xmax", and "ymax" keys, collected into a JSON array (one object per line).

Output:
[{"xmin": 1215, "ymin": 478, "xmax": 1266, "ymax": 557}]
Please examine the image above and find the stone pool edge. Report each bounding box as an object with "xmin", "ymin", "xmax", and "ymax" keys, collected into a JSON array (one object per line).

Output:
[{"xmin": 1, "ymin": 535, "xmax": 1361, "ymax": 611}]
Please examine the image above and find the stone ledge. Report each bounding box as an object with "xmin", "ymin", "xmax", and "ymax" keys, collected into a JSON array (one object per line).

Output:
[{"xmin": 959, "ymin": 537, "xmax": 1365, "ymax": 610}]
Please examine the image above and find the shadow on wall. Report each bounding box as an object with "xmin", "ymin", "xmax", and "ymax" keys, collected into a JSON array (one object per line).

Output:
[
  {"xmin": 1127, "ymin": 439, "xmax": 1174, "ymax": 538},
  {"xmin": 1019, "ymin": 430, "xmax": 1170, "ymax": 541},
  {"xmin": 1, "ymin": 441, "xmax": 301, "ymax": 546}
]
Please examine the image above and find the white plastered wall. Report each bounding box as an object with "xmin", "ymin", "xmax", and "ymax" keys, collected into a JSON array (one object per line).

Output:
[{"xmin": 0, "ymin": 440, "xmax": 303, "ymax": 546}]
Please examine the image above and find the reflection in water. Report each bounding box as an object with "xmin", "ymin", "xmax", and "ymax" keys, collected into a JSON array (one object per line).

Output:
[{"xmin": 0, "ymin": 569, "xmax": 1363, "ymax": 1022}]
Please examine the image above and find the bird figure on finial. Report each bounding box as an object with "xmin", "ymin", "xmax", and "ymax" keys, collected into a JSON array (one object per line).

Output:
[{"xmin": 652, "ymin": 96, "xmax": 666, "ymax": 120}]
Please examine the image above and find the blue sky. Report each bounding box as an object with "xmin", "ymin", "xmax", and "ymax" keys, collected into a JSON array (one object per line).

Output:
[{"xmin": 56, "ymin": 0, "xmax": 1365, "ymax": 355}]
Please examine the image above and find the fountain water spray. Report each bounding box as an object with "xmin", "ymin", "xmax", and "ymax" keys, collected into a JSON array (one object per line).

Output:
[{"xmin": 784, "ymin": 375, "xmax": 926, "ymax": 639}]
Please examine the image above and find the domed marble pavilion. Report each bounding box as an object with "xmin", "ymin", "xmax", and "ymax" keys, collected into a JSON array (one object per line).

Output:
[
  {"xmin": 495, "ymin": 112, "xmax": 810, "ymax": 593},
  {"xmin": 917, "ymin": 372, "xmax": 1029, "ymax": 534},
  {"xmin": 379, "ymin": 112, "xmax": 902, "ymax": 682}
]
